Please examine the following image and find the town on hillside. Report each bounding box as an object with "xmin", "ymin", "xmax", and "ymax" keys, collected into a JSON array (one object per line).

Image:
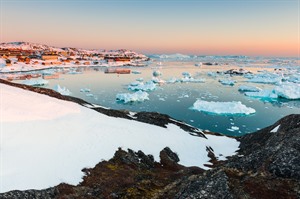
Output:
[{"xmin": 0, "ymin": 42, "xmax": 150, "ymax": 68}]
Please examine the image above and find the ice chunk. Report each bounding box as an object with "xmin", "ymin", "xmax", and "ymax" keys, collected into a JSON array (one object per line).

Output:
[
  {"xmin": 166, "ymin": 77, "xmax": 178, "ymax": 84},
  {"xmin": 182, "ymin": 72, "xmax": 191, "ymax": 77},
  {"xmin": 195, "ymin": 62, "xmax": 202, "ymax": 67},
  {"xmin": 22, "ymin": 79, "xmax": 49, "ymax": 86},
  {"xmin": 132, "ymin": 70, "xmax": 141, "ymax": 74},
  {"xmin": 136, "ymin": 78, "xmax": 144, "ymax": 82},
  {"xmin": 80, "ymin": 88, "xmax": 91, "ymax": 92},
  {"xmin": 247, "ymin": 72, "xmax": 282, "ymax": 84},
  {"xmin": 152, "ymin": 77, "xmax": 166, "ymax": 84},
  {"xmin": 238, "ymin": 85, "xmax": 261, "ymax": 92},
  {"xmin": 244, "ymin": 90, "xmax": 278, "ymax": 99},
  {"xmin": 116, "ymin": 91, "xmax": 149, "ymax": 103},
  {"xmin": 180, "ymin": 77, "xmax": 205, "ymax": 83},
  {"xmin": 153, "ymin": 70, "xmax": 162, "ymax": 77},
  {"xmin": 53, "ymin": 85, "xmax": 71, "ymax": 96},
  {"xmin": 274, "ymin": 83, "xmax": 300, "ymax": 100},
  {"xmin": 191, "ymin": 100, "xmax": 255, "ymax": 115},
  {"xmin": 219, "ymin": 79, "xmax": 236, "ymax": 86},
  {"xmin": 86, "ymin": 93, "xmax": 94, "ymax": 97},
  {"xmin": 128, "ymin": 81, "xmax": 157, "ymax": 91}
]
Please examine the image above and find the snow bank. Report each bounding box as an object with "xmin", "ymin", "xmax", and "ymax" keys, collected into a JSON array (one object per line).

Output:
[
  {"xmin": 128, "ymin": 81, "xmax": 157, "ymax": 91},
  {"xmin": 21, "ymin": 79, "xmax": 49, "ymax": 86},
  {"xmin": 53, "ymin": 85, "xmax": 71, "ymax": 96},
  {"xmin": 191, "ymin": 100, "xmax": 255, "ymax": 115},
  {"xmin": 116, "ymin": 91, "xmax": 149, "ymax": 103},
  {"xmin": 238, "ymin": 85, "xmax": 261, "ymax": 92},
  {"xmin": 1, "ymin": 84, "xmax": 239, "ymax": 192}
]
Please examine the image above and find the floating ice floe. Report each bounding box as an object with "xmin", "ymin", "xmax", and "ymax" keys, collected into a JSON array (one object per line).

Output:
[
  {"xmin": 166, "ymin": 77, "xmax": 178, "ymax": 84},
  {"xmin": 244, "ymin": 82, "xmax": 300, "ymax": 100},
  {"xmin": 53, "ymin": 85, "xmax": 71, "ymax": 96},
  {"xmin": 274, "ymin": 83, "xmax": 300, "ymax": 100},
  {"xmin": 86, "ymin": 93, "xmax": 94, "ymax": 97},
  {"xmin": 152, "ymin": 77, "xmax": 166, "ymax": 84},
  {"xmin": 246, "ymin": 72, "xmax": 282, "ymax": 84},
  {"xmin": 238, "ymin": 85, "xmax": 261, "ymax": 92},
  {"xmin": 195, "ymin": 62, "xmax": 202, "ymax": 67},
  {"xmin": 128, "ymin": 81, "xmax": 157, "ymax": 92},
  {"xmin": 132, "ymin": 70, "xmax": 141, "ymax": 74},
  {"xmin": 191, "ymin": 100, "xmax": 255, "ymax": 116},
  {"xmin": 136, "ymin": 77, "xmax": 144, "ymax": 82},
  {"xmin": 180, "ymin": 77, "xmax": 205, "ymax": 83},
  {"xmin": 182, "ymin": 72, "xmax": 191, "ymax": 77},
  {"xmin": 219, "ymin": 79, "xmax": 236, "ymax": 86},
  {"xmin": 22, "ymin": 79, "xmax": 49, "ymax": 86},
  {"xmin": 227, "ymin": 126, "xmax": 239, "ymax": 132},
  {"xmin": 153, "ymin": 70, "xmax": 162, "ymax": 77},
  {"xmin": 207, "ymin": 72, "xmax": 218, "ymax": 77},
  {"xmin": 80, "ymin": 88, "xmax": 91, "ymax": 92},
  {"xmin": 116, "ymin": 91, "xmax": 149, "ymax": 103},
  {"xmin": 244, "ymin": 90, "xmax": 278, "ymax": 99}
]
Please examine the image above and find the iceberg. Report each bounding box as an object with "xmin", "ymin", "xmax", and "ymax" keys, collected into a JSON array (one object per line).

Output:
[
  {"xmin": 247, "ymin": 72, "xmax": 282, "ymax": 84},
  {"xmin": 191, "ymin": 100, "xmax": 255, "ymax": 115},
  {"xmin": 244, "ymin": 90, "xmax": 278, "ymax": 99},
  {"xmin": 22, "ymin": 79, "xmax": 49, "ymax": 86},
  {"xmin": 180, "ymin": 77, "xmax": 205, "ymax": 83},
  {"xmin": 53, "ymin": 85, "xmax": 71, "ymax": 96},
  {"xmin": 219, "ymin": 79, "xmax": 236, "ymax": 86},
  {"xmin": 238, "ymin": 85, "xmax": 261, "ymax": 92},
  {"xmin": 166, "ymin": 77, "xmax": 178, "ymax": 84},
  {"xmin": 153, "ymin": 70, "xmax": 162, "ymax": 77},
  {"xmin": 274, "ymin": 83, "xmax": 300, "ymax": 100},
  {"xmin": 128, "ymin": 81, "xmax": 157, "ymax": 92},
  {"xmin": 80, "ymin": 88, "xmax": 91, "ymax": 92},
  {"xmin": 182, "ymin": 72, "xmax": 191, "ymax": 77},
  {"xmin": 116, "ymin": 91, "xmax": 149, "ymax": 103}
]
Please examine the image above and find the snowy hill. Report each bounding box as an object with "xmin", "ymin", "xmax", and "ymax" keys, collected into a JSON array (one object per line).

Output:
[
  {"xmin": 0, "ymin": 41, "xmax": 147, "ymax": 58},
  {"xmin": 0, "ymin": 81, "xmax": 239, "ymax": 192}
]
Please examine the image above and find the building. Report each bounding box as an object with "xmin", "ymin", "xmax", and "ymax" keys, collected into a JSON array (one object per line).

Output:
[{"xmin": 41, "ymin": 54, "xmax": 58, "ymax": 60}]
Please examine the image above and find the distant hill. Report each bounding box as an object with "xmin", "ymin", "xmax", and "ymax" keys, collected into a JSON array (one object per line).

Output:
[{"xmin": 0, "ymin": 41, "xmax": 147, "ymax": 58}]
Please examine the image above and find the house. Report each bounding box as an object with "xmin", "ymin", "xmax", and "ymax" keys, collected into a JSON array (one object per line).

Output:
[
  {"xmin": 114, "ymin": 57, "xmax": 131, "ymax": 62},
  {"xmin": 5, "ymin": 59, "xmax": 12, "ymax": 66},
  {"xmin": 41, "ymin": 53, "xmax": 58, "ymax": 60}
]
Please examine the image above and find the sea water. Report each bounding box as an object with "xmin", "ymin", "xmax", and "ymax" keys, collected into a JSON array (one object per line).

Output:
[{"xmin": 38, "ymin": 62, "xmax": 300, "ymax": 136}]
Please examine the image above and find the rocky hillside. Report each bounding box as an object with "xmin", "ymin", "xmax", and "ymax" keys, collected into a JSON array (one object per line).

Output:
[{"xmin": 0, "ymin": 79, "xmax": 299, "ymax": 199}]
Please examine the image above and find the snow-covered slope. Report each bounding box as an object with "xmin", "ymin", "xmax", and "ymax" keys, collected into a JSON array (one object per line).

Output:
[{"xmin": 0, "ymin": 83, "xmax": 239, "ymax": 192}]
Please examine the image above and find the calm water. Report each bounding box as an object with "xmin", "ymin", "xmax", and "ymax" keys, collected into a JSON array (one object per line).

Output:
[{"xmin": 38, "ymin": 62, "xmax": 300, "ymax": 136}]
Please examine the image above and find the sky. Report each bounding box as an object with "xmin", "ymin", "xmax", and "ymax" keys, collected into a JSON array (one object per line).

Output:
[{"xmin": 0, "ymin": 0, "xmax": 299, "ymax": 57}]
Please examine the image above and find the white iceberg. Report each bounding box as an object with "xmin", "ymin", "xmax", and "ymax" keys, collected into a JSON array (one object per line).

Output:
[
  {"xmin": 22, "ymin": 79, "xmax": 49, "ymax": 86},
  {"xmin": 219, "ymin": 79, "xmax": 236, "ymax": 86},
  {"xmin": 180, "ymin": 77, "xmax": 205, "ymax": 83},
  {"xmin": 80, "ymin": 88, "xmax": 91, "ymax": 92},
  {"xmin": 53, "ymin": 85, "xmax": 71, "ymax": 96},
  {"xmin": 116, "ymin": 91, "xmax": 149, "ymax": 103},
  {"xmin": 238, "ymin": 85, "xmax": 261, "ymax": 92},
  {"xmin": 182, "ymin": 72, "xmax": 191, "ymax": 77},
  {"xmin": 153, "ymin": 70, "xmax": 162, "ymax": 77},
  {"xmin": 191, "ymin": 100, "xmax": 255, "ymax": 115},
  {"xmin": 128, "ymin": 81, "xmax": 157, "ymax": 92},
  {"xmin": 166, "ymin": 77, "xmax": 178, "ymax": 84},
  {"xmin": 247, "ymin": 72, "xmax": 282, "ymax": 84},
  {"xmin": 136, "ymin": 77, "xmax": 144, "ymax": 82},
  {"xmin": 244, "ymin": 90, "xmax": 278, "ymax": 99},
  {"xmin": 274, "ymin": 83, "xmax": 300, "ymax": 100}
]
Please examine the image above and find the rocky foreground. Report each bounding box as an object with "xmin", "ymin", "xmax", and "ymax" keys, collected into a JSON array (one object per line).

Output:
[{"xmin": 0, "ymin": 79, "xmax": 299, "ymax": 199}]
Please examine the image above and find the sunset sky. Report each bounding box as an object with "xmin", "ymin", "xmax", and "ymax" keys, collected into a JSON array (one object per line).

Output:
[{"xmin": 0, "ymin": 0, "xmax": 299, "ymax": 57}]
